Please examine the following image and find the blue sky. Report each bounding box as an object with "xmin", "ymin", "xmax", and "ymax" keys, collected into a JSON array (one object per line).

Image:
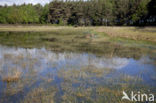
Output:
[{"xmin": 0, "ymin": 0, "xmax": 52, "ymax": 6}]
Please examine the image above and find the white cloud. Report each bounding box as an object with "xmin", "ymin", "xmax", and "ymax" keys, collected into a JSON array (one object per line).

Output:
[{"xmin": 0, "ymin": 0, "xmax": 52, "ymax": 6}]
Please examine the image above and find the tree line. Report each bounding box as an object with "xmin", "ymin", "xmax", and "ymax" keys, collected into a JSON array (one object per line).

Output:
[{"xmin": 0, "ymin": 0, "xmax": 155, "ymax": 26}]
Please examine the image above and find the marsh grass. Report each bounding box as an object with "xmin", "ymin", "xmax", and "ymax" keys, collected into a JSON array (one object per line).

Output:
[
  {"xmin": 22, "ymin": 87, "xmax": 57, "ymax": 103},
  {"xmin": 2, "ymin": 70, "xmax": 21, "ymax": 82},
  {"xmin": 0, "ymin": 27, "xmax": 155, "ymax": 59},
  {"xmin": 0, "ymin": 50, "xmax": 155, "ymax": 103},
  {"xmin": 59, "ymin": 76, "xmax": 145, "ymax": 103},
  {"xmin": 94, "ymin": 26, "xmax": 156, "ymax": 42},
  {"xmin": 0, "ymin": 26, "xmax": 156, "ymax": 103},
  {"xmin": 0, "ymin": 26, "xmax": 156, "ymax": 43}
]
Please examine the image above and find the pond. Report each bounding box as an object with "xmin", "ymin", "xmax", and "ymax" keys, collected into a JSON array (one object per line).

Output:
[{"xmin": 0, "ymin": 31, "xmax": 156, "ymax": 103}]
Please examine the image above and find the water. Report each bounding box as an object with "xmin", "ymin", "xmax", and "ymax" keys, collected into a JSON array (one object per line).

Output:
[{"xmin": 0, "ymin": 31, "xmax": 156, "ymax": 103}]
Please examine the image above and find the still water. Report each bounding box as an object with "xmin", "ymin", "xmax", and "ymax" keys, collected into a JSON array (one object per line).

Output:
[{"xmin": 0, "ymin": 31, "xmax": 156, "ymax": 103}]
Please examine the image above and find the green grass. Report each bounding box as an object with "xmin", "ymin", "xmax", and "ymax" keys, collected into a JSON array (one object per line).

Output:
[{"xmin": 0, "ymin": 27, "xmax": 155, "ymax": 59}]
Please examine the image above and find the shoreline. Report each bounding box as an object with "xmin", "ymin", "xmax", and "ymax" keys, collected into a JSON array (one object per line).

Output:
[{"xmin": 0, "ymin": 25, "xmax": 155, "ymax": 43}]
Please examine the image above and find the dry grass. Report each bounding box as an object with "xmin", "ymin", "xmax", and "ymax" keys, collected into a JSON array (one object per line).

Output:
[
  {"xmin": 2, "ymin": 70, "xmax": 21, "ymax": 82},
  {"xmin": 22, "ymin": 87, "xmax": 56, "ymax": 103},
  {"xmin": 94, "ymin": 26, "xmax": 156, "ymax": 42},
  {"xmin": 0, "ymin": 25, "xmax": 87, "ymax": 32},
  {"xmin": 0, "ymin": 25, "xmax": 155, "ymax": 42},
  {"xmin": 0, "ymin": 25, "xmax": 156, "ymax": 43},
  {"xmin": 0, "ymin": 25, "xmax": 68, "ymax": 32}
]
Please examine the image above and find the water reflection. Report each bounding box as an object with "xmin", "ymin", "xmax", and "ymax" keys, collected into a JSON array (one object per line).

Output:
[{"xmin": 0, "ymin": 45, "xmax": 156, "ymax": 103}]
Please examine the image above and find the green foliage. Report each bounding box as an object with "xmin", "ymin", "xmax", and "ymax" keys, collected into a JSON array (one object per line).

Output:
[
  {"xmin": 0, "ymin": 4, "xmax": 40, "ymax": 24},
  {"xmin": 39, "ymin": 4, "xmax": 49, "ymax": 23},
  {"xmin": 0, "ymin": 8, "xmax": 7, "ymax": 23},
  {"xmin": 131, "ymin": 0, "xmax": 150, "ymax": 25},
  {"xmin": 0, "ymin": 0, "xmax": 155, "ymax": 25}
]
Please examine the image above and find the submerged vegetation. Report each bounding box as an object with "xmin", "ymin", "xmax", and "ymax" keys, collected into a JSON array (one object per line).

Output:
[{"xmin": 0, "ymin": 45, "xmax": 155, "ymax": 103}]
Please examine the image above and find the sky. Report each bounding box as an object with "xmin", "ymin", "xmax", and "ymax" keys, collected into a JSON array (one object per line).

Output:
[{"xmin": 0, "ymin": 0, "xmax": 52, "ymax": 6}]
